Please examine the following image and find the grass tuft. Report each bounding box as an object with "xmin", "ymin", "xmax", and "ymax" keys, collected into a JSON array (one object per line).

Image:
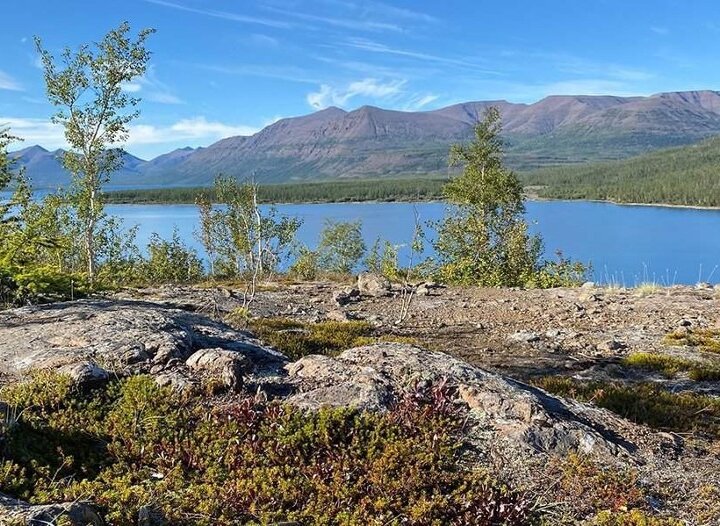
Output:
[
  {"xmin": 534, "ymin": 376, "xmax": 720, "ymax": 438},
  {"xmin": 664, "ymin": 328, "xmax": 720, "ymax": 353},
  {"xmin": 229, "ymin": 316, "xmax": 425, "ymax": 361},
  {"xmin": 622, "ymin": 352, "xmax": 720, "ymax": 381}
]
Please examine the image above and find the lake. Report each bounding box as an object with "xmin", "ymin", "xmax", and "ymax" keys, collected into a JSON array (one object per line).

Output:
[{"xmin": 104, "ymin": 200, "xmax": 720, "ymax": 286}]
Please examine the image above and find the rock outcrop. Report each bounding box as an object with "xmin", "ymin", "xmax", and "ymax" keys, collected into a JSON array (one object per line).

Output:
[
  {"xmin": 286, "ymin": 342, "xmax": 638, "ymax": 457},
  {"xmin": 0, "ymin": 492, "xmax": 104, "ymax": 526},
  {"xmin": 0, "ymin": 299, "xmax": 287, "ymax": 391},
  {"xmin": 357, "ymin": 273, "xmax": 391, "ymax": 297}
]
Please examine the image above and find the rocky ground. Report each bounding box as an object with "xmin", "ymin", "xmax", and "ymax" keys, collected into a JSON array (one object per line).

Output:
[
  {"xmin": 117, "ymin": 278, "xmax": 720, "ymax": 387},
  {"xmin": 1, "ymin": 278, "xmax": 720, "ymax": 524}
]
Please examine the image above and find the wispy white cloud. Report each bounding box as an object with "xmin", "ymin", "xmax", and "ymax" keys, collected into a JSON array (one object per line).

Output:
[
  {"xmin": 316, "ymin": 0, "xmax": 437, "ymax": 24},
  {"xmin": 194, "ymin": 62, "xmax": 319, "ymax": 84},
  {"xmin": 266, "ymin": 7, "xmax": 401, "ymax": 32},
  {"xmin": 121, "ymin": 65, "xmax": 183, "ymax": 104},
  {"xmin": 403, "ymin": 94, "xmax": 439, "ymax": 111},
  {"xmin": 0, "ymin": 70, "xmax": 22, "ymax": 91},
  {"xmin": 307, "ymin": 78, "xmax": 405, "ymax": 109},
  {"xmin": 0, "ymin": 117, "xmax": 65, "ymax": 149},
  {"xmin": 343, "ymin": 38, "xmax": 499, "ymax": 74},
  {"xmin": 364, "ymin": 1, "xmax": 437, "ymax": 23},
  {"xmin": 143, "ymin": 0, "xmax": 293, "ymax": 28},
  {"xmin": 248, "ymin": 34, "xmax": 280, "ymax": 47},
  {"xmin": 1, "ymin": 116, "xmax": 260, "ymax": 152},
  {"xmin": 128, "ymin": 117, "xmax": 259, "ymax": 146},
  {"xmin": 651, "ymin": 26, "xmax": 669, "ymax": 35},
  {"xmin": 21, "ymin": 96, "xmax": 47, "ymax": 105}
]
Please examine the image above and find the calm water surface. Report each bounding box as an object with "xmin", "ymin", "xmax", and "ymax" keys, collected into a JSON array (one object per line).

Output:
[{"xmin": 105, "ymin": 200, "xmax": 720, "ymax": 286}]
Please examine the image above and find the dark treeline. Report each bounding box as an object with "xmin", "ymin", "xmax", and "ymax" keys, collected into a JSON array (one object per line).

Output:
[
  {"xmin": 105, "ymin": 177, "xmax": 449, "ymax": 205},
  {"xmin": 521, "ymin": 136, "xmax": 720, "ymax": 207}
]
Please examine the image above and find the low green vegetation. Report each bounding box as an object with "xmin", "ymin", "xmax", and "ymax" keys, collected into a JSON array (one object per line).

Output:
[
  {"xmin": 622, "ymin": 352, "xmax": 720, "ymax": 381},
  {"xmin": 105, "ymin": 177, "xmax": 448, "ymax": 204},
  {"xmin": 230, "ymin": 316, "xmax": 419, "ymax": 360},
  {"xmin": 588, "ymin": 510, "xmax": 683, "ymax": 526},
  {"xmin": 664, "ymin": 328, "xmax": 720, "ymax": 353},
  {"xmin": 521, "ymin": 136, "xmax": 720, "ymax": 207},
  {"xmin": 0, "ymin": 373, "xmax": 537, "ymax": 525},
  {"xmin": 240, "ymin": 317, "xmax": 374, "ymax": 360},
  {"xmin": 535, "ymin": 377, "xmax": 720, "ymax": 438}
]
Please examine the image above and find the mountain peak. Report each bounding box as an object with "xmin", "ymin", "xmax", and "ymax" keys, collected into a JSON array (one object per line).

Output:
[
  {"xmin": 15, "ymin": 144, "xmax": 49, "ymax": 156},
  {"xmin": 316, "ymin": 106, "xmax": 346, "ymax": 114}
]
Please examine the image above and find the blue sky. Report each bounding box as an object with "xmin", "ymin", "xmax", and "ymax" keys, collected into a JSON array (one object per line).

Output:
[{"xmin": 1, "ymin": 0, "xmax": 719, "ymax": 159}]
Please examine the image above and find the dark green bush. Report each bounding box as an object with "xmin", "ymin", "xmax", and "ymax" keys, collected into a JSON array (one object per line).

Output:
[{"xmin": 141, "ymin": 230, "xmax": 205, "ymax": 284}]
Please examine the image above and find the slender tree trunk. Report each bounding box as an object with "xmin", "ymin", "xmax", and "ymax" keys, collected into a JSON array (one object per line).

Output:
[{"xmin": 85, "ymin": 179, "xmax": 98, "ymax": 285}]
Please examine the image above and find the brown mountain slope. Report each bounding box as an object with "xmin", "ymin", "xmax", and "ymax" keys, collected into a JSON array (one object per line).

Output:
[{"xmin": 15, "ymin": 90, "xmax": 720, "ymax": 186}]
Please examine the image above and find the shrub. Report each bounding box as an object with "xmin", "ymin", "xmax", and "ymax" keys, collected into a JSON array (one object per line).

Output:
[
  {"xmin": 316, "ymin": 219, "xmax": 366, "ymax": 275},
  {"xmin": 0, "ymin": 375, "xmax": 537, "ymax": 525},
  {"xmin": 526, "ymin": 251, "xmax": 589, "ymax": 288},
  {"xmin": 365, "ymin": 238, "xmax": 401, "ymax": 281},
  {"xmin": 288, "ymin": 246, "xmax": 319, "ymax": 280},
  {"xmin": 142, "ymin": 229, "xmax": 205, "ymax": 284},
  {"xmin": 0, "ymin": 263, "xmax": 87, "ymax": 306},
  {"xmin": 546, "ymin": 453, "xmax": 646, "ymax": 518}
]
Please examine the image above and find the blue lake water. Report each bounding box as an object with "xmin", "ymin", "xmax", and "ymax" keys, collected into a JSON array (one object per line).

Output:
[{"xmin": 103, "ymin": 200, "xmax": 720, "ymax": 286}]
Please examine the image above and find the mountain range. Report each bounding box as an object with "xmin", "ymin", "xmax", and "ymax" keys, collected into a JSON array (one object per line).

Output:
[{"xmin": 11, "ymin": 90, "xmax": 720, "ymax": 188}]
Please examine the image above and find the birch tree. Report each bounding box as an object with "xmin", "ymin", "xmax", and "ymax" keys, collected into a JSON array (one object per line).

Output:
[{"xmin": 35, "ymin": 22, "xmax": 154, "ymax": 284}]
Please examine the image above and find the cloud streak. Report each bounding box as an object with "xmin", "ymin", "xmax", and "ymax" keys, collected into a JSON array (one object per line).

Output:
[
  {"xmin": 1, "ymin": 116, "xmax": 261, "ymax": 154},
  {"xmin": 0, "ymin": 70, "xmax": 22, "ymax": 91},
  {"xmin": 143, "ymin": 0, "xmax": 293, "ymax": 28},
  {"xmin": 122, "ymin": 66, "xmax": 183, "ymax": 104},
  {"xmin": 265, "ymin": 7, "xmax": 401, "ymax": 33},
  {"xmin": 343, "ymin": 38, "xmax": 499, "ymax": 74}
]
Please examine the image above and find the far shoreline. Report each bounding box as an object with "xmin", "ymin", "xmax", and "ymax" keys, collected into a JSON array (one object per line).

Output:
[{"xmin": 103, "ymin": 190, "xmax": 720, "ymax": 212}]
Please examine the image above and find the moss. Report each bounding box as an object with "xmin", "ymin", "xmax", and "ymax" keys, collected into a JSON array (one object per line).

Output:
[
  {"xmin": 242, "ymin": 318, "xmax": 374, "ymax": 360},
  {"xmin": 622, "ymin": 352, "xmax": 692, "ymax": 377},
  {"xmin": 236, "ymin": 317, "xmax": 420, "ymax": 361},
  {"xmin": 688, "ymin": 367, "xmax": 720, "ymax": 381},
  {"xmin": 622, "ymin": 352, "xmax": 720, "ymax": 381},
  {"xmin": 664, "ymin": 328, "xmax": 720, "ymax": 354},
  {"xmin": 534, "ymin": 377, "xmax": 720, "ymax": 438},
  {"xmin": 686, "ymin": 484, "xmax": 720, "ymax": 525},
  {"xmin": 588, "ymin": 509, "xmax": 684, "ymax": 525},
  {"xmin": 0, "ymin": 374, "xmax": 537, "ymax": 525}
]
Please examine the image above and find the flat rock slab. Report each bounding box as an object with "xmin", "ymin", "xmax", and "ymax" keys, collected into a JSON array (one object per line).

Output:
[{"xmin": 0, "ymin": 299, "xmax": 286, "ymax": 380}]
